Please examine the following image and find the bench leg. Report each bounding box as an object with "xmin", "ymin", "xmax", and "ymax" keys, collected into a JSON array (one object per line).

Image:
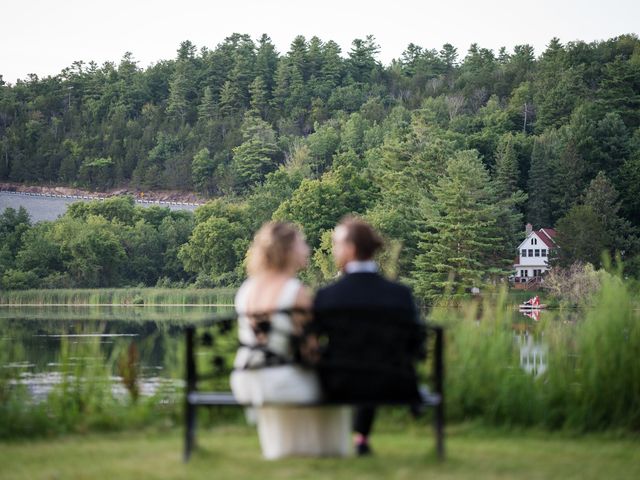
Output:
[
  {"xmin": 434, "ymin": 402, "xmax": 445, "ymax": 460},
  {"xmin": 184, "ymin": 402, "xmax": 196, "ymax": 462},
  {"xmin": 433, "ymin": 326, "xmax": 445, "ymax": 460},
  {"xmin": 184, "ymin": 326, "xmax": 197, "ymax": 462}
]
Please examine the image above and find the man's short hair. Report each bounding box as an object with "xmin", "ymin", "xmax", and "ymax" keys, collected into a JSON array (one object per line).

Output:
[{"xmin": 338, "ymin": 216, "xmax": 383, "ymax": 260}]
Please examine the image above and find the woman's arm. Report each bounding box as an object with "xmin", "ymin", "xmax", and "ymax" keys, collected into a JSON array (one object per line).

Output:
[
  {"xmin": 292, "ymin": 285, "xmax": 319, "ymax": 364},
  {"xmin": 291, "ymin": 285, "xmax": 313, "ymax": 332}
]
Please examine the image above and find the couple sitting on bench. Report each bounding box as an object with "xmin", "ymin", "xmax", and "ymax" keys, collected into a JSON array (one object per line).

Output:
[{"xmin": 231, "ymin": 217, "xmax": 425, "ymax": 459}]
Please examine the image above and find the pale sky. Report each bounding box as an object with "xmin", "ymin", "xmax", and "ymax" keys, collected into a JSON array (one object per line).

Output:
[{"xmin": 1, "ymin": 0, "xmax": 638, "ymax": 84}]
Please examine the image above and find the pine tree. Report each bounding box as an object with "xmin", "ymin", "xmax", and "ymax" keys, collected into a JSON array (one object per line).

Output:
[
  {"xmin": 231, "ymin": 114, "xmax": 279, "ymax": 189},
  {"xmin": 551, "ymin": 140, "xmax": 588, "ymax": 222},
  {"xmin": 493, "ymin": 133, "xmax": 527, "ymax": 262},
  {"xmin": 255, "ymin": 34, "xmax": 279, "ymax": 94},
  {"xmin": 228, "ymin": 36, "xmax": 256, "ymax": 109},
  {"xmin": 527, "ymin": 132, "xmax": 558, "ymax": 227},
  {"xmin": 219, "ymin": 80, "xmax": 239, "ymax": 118},
  {"xmin": 413, "ymin": 150, "xmax": 507, "ymax": 303},
  {"xmin": 583, "ymin": 171, "xmax": 638, "ymax": 258},
  {"xmin": 192, "ymin": 148, "xmax": 215, "ymax": 195},
  {"xmin": 348, "ymin": 36, "xmax": 380, "ymax": 83},
  {"xmin": 249, "ymin": 76, "xmax": 269, "ymax": 119},
  {"xmin": 167, "ymin": 66, "xmax": 190, "ymax": 123},
  {"xmin": 197, "ymin": 86, "xmax": 217, "ymax": 123},
  {"xmin": 318, "ymin": 40, "xmax": 343, "ymax": 98},
  {"xmin": 494, "ymin": 133, "xmax": 519, "ymax": 197}
]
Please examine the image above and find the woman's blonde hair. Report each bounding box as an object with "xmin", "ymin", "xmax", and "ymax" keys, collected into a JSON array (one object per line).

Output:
[{"xmin": 246, "ymin": 222, "xmax": 304, "ymax": 276}]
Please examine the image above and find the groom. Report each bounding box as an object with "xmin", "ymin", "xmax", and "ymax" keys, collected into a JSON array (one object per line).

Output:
[{"xmin": 313, "ymin": 216, "xmax": 421, "ymax": 456}]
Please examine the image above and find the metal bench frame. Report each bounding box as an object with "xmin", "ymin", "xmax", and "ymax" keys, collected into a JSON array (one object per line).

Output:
[{"xmin": 183, "ymin": 319, "xmax": 444, "ymax": 462}]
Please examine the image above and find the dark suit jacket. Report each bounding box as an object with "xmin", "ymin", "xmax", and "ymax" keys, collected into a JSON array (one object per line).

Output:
[
  {"xmin": 314, "ymin": 272, "xmax": 417, "ymax": 313},
  {"xmin": 312, "ymin": 272, "xmax": 424, "ymax": 403}
]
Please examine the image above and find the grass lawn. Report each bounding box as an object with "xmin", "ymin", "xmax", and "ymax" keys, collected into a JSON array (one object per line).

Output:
[{"xmin": 1, "ymin": 424, "xmax": 638, "ymax": 480}]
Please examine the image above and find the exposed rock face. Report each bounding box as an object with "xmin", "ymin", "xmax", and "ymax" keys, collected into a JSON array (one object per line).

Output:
[{"xmin": 0, "ymin": 182, "xmax": 205, "ymax": 203}]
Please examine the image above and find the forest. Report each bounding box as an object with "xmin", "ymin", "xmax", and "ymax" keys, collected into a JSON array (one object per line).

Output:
[{"xmin": 1, "ymin": 33, "xmax": 639, "ymax": 300}]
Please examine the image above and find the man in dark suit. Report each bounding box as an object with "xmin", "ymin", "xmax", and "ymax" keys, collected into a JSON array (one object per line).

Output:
[{"xmin": 313, "ymin": 216, "xmax": 421, "ymax": 456}]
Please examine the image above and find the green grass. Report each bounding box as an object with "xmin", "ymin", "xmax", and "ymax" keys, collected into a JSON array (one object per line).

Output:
[
  {"xmin": 0, "ymin": 288, "xmax": 236, "ymax": 306},
  {"xmin": 0, "ymin": 425, "xmax": 638, "ymax": 480}
]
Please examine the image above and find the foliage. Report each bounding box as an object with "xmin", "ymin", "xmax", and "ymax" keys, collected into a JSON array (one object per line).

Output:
[
  {"xmin": 1, "ymin": 275, "xmax": 639, "ymax": 441},
  {"xmin": 444, "ymin": 274, "xmax": 640, "ymax": 431},
  {"xmin": 2, "ymin": 33, "xmax": 640, "ymax": 294},
  {"xmin": 412, "ymin": 151, "xmax": 514, "ymax": 303},
  {"xmin": 554, "ymin": 205, "xmax": 610, "ymax": 267},
  {"xmin": 0, "ymin": 287, "xmax": 235, "ymax": 305},
  {"xmin": 543, "ymin": 262, "xmax": 606, "ymax": 305},
  {"xmin": 1, "ymin": 199, "xmax": 194, "ymax": 289}
]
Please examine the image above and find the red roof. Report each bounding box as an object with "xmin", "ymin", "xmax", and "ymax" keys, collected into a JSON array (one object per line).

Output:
[{"xmin": 536, "ymin": 228, "xmax": 557, "ymax": 248}]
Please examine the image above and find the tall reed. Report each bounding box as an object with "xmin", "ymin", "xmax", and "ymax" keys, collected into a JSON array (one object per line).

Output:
[
  {"xmin": 442, "ymin": 273, "xmax": 640, "ymax": 431},
  {"xmin": 0, "ymin": 288, "xmax": 236, "ymax": 306}
]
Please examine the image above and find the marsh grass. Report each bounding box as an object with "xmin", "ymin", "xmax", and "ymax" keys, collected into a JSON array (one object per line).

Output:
[
  {"xmin": 0, "ymin": 288, "xmax": 236, "ymax": 306},
  {"xmin": 442, "ymin": 273, "xmax": 640, "ymax": 431},
  {"xmin": 0, "ymin": 324, "xmax": 182, "ymax": 439},
  {"xmin": 1, "ymin": 275, "xmax": 638, "ymax": 439},
  {"xmin": 0, "ymin": 305, "xmax": 234, "ymax": 323}
]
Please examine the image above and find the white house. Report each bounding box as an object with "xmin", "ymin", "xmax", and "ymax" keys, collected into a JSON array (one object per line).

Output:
[{"xmin": 513, "ymin": 223, "xmax": 557, "ymax": 288}]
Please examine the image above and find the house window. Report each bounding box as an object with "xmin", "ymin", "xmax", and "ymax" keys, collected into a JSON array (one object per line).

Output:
[
  {"xmin": 528, "ymin": 249, "xmax": 533, "ymax": 256},
  {"xmin": 541, "ymin": 249, "xmax": 547, "ymax": 257},
  {"xmin": 521, "ymin": 249, "xmax": 527, "ymax": 257},
  {"xmin": 535, "ymin": 249, "xmax": 540, "ymax": 257},
  {"xmin": 532, "ymin": 238, "xmax": 537, "ymax": 245}
]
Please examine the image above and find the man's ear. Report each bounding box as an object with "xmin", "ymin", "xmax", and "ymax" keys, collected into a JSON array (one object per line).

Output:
[{"xmin": 345, "ymin": 241, "xmax": 357, "ymax": 262}]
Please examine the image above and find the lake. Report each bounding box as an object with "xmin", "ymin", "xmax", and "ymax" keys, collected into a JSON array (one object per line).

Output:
[
  {"xmin": 0, "ymin": 191, "xmax": 199, "ymax": 222},
  {"xmin": 0, "ymin": 305, "xmax": 234, "ymax": 402},
  {"xmin": 0, "ymin": 305, "xmax": 567, "ymax": 402}
]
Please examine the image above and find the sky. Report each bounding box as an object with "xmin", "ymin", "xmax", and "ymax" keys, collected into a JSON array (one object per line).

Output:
[{"xmin": 1, "ymin": 0, "xmax": 639, "ymax": 84}]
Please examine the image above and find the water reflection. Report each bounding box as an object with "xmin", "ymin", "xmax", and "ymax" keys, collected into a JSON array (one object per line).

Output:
[
  {"xmin": 2, "ymin": 305, "xmax": 577, "ymax": 399},
  {"xmin": 517, "ymin": 332, "xmax": 548, "ymax": 376},
  {"xmin": 0, "ymin": 305, "xmax": 231, "ymax": 401}
]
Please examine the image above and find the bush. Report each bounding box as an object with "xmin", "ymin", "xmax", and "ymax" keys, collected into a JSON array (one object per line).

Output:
[
  {"xmin": 543, "ymin": 262, "xmax": 605, "ymax": 305},
  {"xmin": 1, "ymin": 269, "xmax": 39, "ymax": 290}
]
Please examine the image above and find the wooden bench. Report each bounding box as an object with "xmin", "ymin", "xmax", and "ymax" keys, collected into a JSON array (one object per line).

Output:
[{"xmin": 183, "ymin": 310, "xmax": 445, "ymax": 462}]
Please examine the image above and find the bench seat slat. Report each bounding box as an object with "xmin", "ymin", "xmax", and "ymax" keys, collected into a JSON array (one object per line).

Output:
[
  {"xmin": 187, "ymin": 390, "xmax": 442, "ymax": 407},
  {"xmin": 188, "ymin": 392, "xmax": 239, "ymax": 405}
]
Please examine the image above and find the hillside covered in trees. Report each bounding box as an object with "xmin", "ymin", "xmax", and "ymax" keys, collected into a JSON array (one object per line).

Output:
[{"xmin": 1, "ymin": 33, "xmax": 639, "ymax": 298}]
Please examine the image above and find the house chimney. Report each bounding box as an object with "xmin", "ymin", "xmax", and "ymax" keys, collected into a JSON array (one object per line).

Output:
[{"xmin": 525, "ymin": 223, "xmax": 533, "ymax": 235}]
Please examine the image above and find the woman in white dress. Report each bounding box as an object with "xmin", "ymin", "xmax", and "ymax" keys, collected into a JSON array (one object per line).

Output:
[{"xmin": 230, "ymin": 222, "xmax": 351, "ymax": 459}]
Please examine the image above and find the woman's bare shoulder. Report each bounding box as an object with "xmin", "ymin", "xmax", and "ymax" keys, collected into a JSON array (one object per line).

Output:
[{"xmin": 293, "ymin": 283, "xmax": 312, "ymax": 309}]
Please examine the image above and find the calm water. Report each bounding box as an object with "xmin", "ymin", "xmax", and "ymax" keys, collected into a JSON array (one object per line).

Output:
[
  {"xmin": 0, "ymin": 306, "xmax": 233, "ymax": 400},
  {"xmin": 0, "ymin": 305, "xmax": 570, "ymax": 400},
  {"xmin": 0, "ymin": 191, "xmax": 199, "ymax": 222}
]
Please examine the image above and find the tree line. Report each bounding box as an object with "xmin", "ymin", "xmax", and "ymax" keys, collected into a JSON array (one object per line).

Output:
[{"xmin": 1, "ymin": 34, "xmax": 639, "ymax": 300}]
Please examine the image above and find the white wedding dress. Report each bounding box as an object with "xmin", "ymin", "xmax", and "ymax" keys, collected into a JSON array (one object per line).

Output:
[{"xmin": 230, "ymin": 278, "xmax": 351, "ymax": 459}]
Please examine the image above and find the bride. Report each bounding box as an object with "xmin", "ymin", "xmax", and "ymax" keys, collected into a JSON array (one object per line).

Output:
[{"xmin": 230, "ymin": 221, "xmax": 350, "ymax": 459}]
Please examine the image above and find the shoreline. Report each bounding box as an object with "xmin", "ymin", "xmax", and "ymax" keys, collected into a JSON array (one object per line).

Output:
[
  {"xmin": 0, "ymin": 303, "xmax": 235, "ymax": 307},
  {"xmin": 0, "ymin": 181, "xmax": 206, "ymax": 204}
]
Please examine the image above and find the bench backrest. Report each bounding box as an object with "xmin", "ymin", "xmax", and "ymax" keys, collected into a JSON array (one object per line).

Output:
[{"xmin": 306, "ymin": 307, "xmax": 426, "ymax": 404}]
